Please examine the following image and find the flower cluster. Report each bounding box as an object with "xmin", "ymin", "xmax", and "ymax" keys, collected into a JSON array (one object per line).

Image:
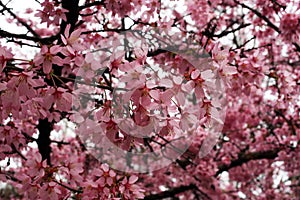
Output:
[
  {"xmin": 0, "ymin": 0, "xmax": 299, "ymax": 200},
  {"xmin": 35, "ymin": 0, "xmax": 68, "ymax": 27},
  {"xmin": 280, "ymin": 13, "xmax": 300, "ymax": 42}
]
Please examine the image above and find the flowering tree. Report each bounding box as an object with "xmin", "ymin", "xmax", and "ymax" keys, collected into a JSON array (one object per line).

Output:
[{"xmin": 0, "ymin": 0, "xmax": 299, "ymax": 199}]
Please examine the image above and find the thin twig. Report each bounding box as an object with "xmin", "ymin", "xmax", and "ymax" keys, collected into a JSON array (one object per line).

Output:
[{"xmin": 53, "ymin": 180, "xmax": 83, "ymax": 193}]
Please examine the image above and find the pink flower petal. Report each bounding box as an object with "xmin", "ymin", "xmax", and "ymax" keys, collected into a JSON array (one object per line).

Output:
[
  {"xmin": 129, "ymin": 175, "xmax": 138, "ymax": 184},
  {"xmin": 160, "ymin": 78, "xmax": 173, "ymax": 88},
  {"xmin": 43, "ymin": 60, "xmax": 52, "ymax": 74}
]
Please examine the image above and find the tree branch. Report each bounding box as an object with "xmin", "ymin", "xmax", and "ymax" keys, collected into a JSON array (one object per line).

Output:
[
  {"xmin": 274, "ymin": 110, "xmax": 296, "ymax": 136},
  {"xmin": 11, "ymin": 144, "xmax": 27, "ymax": 161},
  {"xmin": 234, "ymin": 0, "xmax": 281, "ymax": 33},
  {"xmin": 215, "ymin": 149, "xmax": 281, "ymax": 176},
  {"xmin": 79, "ymin": 0, "xmax": 105, "ymax": 10},
  {"xmin": 143, "ymin": 184, "xmax": 200, "ymax": 200},
  {"xmin": 53, "ymin": 180, "xmax": 82, "ymax": 193},
  {"xmin": 0, "ymin": 29, "xmax": 56, "ymax": 44},
  {"xmin": 214, "ymin": 23, "xmax": 251, "ymax": 37}
]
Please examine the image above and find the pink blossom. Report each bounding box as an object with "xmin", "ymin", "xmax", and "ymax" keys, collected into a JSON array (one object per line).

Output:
[
  {"xmin": 35, "ymin": 0, "xmax": 55, "ymax": 27},
  {"xmin": 43, "ymin": 87, "xmax": 72, "ymax": 112},
  {"xmin": 280, "ymin": 13, "xmax": 300, "ymax": 42},
  {"xmin": 38, "ymin": 182, "xmax": 61, "ymax": 200},
  {"xmin": 1, "ymin": 87, "xmax": 20, "ymax": 118},
  {"xmin": 53, "ymin": 8, "xmax": 68, "ymax": 25},
  {"xmin": 0, "ymin": 125, "xmax": 16, "ymax": 145},
  {"xmin": 8, "ymin": 71, "xmax": 44, "ymax": 99},
  {"xmin": 61, "ymin": 24, "xmax": 84, "ymax": 52},
  {"xmin": 133, "ymin": 104, "xmax": 151, "ymax": 126},
  {"xmin": 0, "ymin": 144, "xmax": 11, "ymax": 160},
  {"xmin": 34, "ymin": 45, "xmax": 65, "ymax": 74},
  {"xmin": 68, "ymin": 159, "xmax": 84, "ymax": 181},
  {"xmin": 119, "ymin": 175, "xmax": 145, "ymax": 199},
  {"xmin": 34, "ymin": 0, "xmax": 68, "ymax": 27},
  {"xmin": 0, "ymin": 45, "xmax": 13, "ymax": 73},
  {"xmin": 96, "ymin": 163, "xmax": 116, "ymax": 187},
  {"xmin": 75, "ymin": 61, "xmax": 95, "ymax": 83},
  {"xmin": 119, "ymin": 63, "xmax": 146, "ymax": 90},
  {"xmin": 25, "ymin": 152, "xmax": 47, "ymax": 179},
  {"xmin": 212, "ymin": 42, "xmax": 230, "ymax": 66},
  {"xmin": 95, "ymin": 100, "xmax": 111, "ymax": 122}
]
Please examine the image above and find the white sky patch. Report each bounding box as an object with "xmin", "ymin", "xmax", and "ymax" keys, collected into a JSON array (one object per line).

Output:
[
  {"xmin": 219, "ymin": 171, "xmax": 230, "ymax": 189},
  {"xmin": 238, "ymin": 191, "xmax": 247, "ymax": 199},
  {"xmin": 51, "ymin": 119, "xmax": 76, "ymax": 141},
  {"xmin": 0, "ymin": 0, "xmax": 42, "ymax": 57},
  {"xmin": 263, "ymin": 90, "xmax": 278, "ymax": 101},
  {"xmin": 272, "ymin": 161, "xmax": 290, "ymax": 189}
]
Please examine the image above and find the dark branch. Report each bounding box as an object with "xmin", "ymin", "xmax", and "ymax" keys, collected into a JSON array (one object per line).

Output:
[
  {"xmin": 214, "ymin": 23, "xmax": 251, "ymax": 37},
  {"xmin": 82, "ymin": 28, "xmax": 129, "ymax": 34},
  {"xmin": 0, "ymin": 29, "xmax": 38, "ymax": 41},
  {"xmin": 0, "ymin": 29, "xmax": 57, "ymax": 44},
  {"xmin": 147, "ymin": 49, "xmax": 167, "ymax": 57},
  {"xmin": 79, "ymin": 0, "xmax": 105, "ymax": 10},
  {"xmin": 7, "ymin": 39, "xmax": 40, "ymax": 48},
  {"xmin": 215, "ymin": 149, "xmax": 280, "ymax": 176},
  {"xmin": 53, "ymin": 180, "xmax": 83, "ymax": 193},
  {"xmin": 293, "ymin": 42, "xmax": 300, "ymax": 52},
  {"xmin": 11, "ymin": 144, "xmax": 27, "ymax": 161}
]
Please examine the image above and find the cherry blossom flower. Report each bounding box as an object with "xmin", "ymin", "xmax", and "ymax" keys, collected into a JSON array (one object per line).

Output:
[
  {"xmin": 280, "ymin": 13, "xmax": 300, "ymax": 42},
  {"xmin": 7, "ymin": 71, "xmax": 44, "ymax": 99},
  {"xmin": 25, "ymin": 152, "xmax": 47, "ymax": 179},
  {"xmin": 182, "ymin": 69, "xmax": 215, "ymax": 99},
  {"xmin": 75, "ymin": 61, "xmax": 95, "ymax": 83},
  {"xmin": 133, "ymin": 104, "xmax": 151, "ymax": 126},
  {"xmin": 61, "ymin": 24, "xmax": 84, "ymax": 52},
  {"xmin": 0, "ymin": 125, "xmax": 16, "ymax": 145},
  {"xmin": 34, "ymin": 45, "xmax": 65, "ymax": 74},
  {"xmin": 119, "ymin": 175, "xmax": 145, "ymax": 199},
  {"xmin": 95, "ymin": 100, "xmax": 111, "ymax": 122},
  {"xmin": 64, "ymin": 157, "xmax": 84, "ymax": 184},
  {"xmin": 35, "ymin": 0, "xmax": 68, "ymax": 27},
  {"xmin": 119, "ymin": 62, "xmax": 146, "ymax": 90},
  {"xmin": 38, "ymin": 182, "xmax": 61, "ymax": 200},
  {"xmin": 96, "ymin": 163, "xmax": 116, "ymax": 187},
  {"xmin": 35, "ymin": 0, "xmax": 55, "ymax": 27},
  {"xmin": 0, "ymin": 144, "xmax": 11, "ymax": 160},
  {"xmin": 53, "ymin": 8, "xmax": 68, "ymax": 25},
  {"xmin": 1, "ymin": 87, "xmax": 20, "ymax": 118},
  {"xmin": 43, "ymin": 87, "xmax": 72, "ymax": 112},
  {"xmin": 0, "ymin": 45, "xmax": 13, "ymax": 73}
]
